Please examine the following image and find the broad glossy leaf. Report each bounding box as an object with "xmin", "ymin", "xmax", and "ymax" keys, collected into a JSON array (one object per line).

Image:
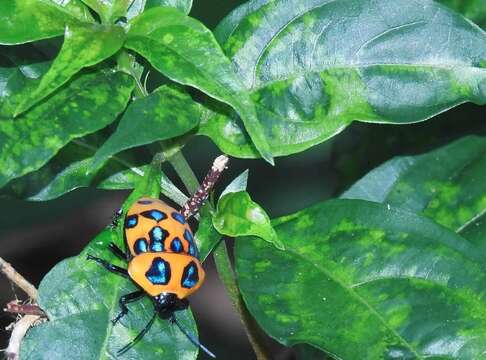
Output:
[
  {"xmin": 1, "ymin": 140, "xmax": 143, "ymax": 201},
  {"xmin": 81, "ymin": 0, "xmax": 132, "ymax": 23},
  {"xmin": 200, "ymin": 0, "xmax": 486, "ymax": 158},
  {"xmin": 91, "ymin": 85, "xmax": 201, "ymax": 171},
  {"xmin": 0, "ymin": 71, "xmax": 134, "ymax": 189},
  {"xmin": 341, "ymin": 135, "xmax": 486, "ymax": 247},
  {"xmin": 438, "ymin": 0, "xmax": 486, "ymax": 29},
  {"xmin": 145, "ymin": 0, "xmax": 192, "ymax": 14},
  {"xmin": 236, "ymin": 199, "xmax": 486, "ymax": 359},
  {"xmin": 15, "ymin": 24, "xmax": 126, "ymax": 115},
  {"xmin": 21, "ymin": 230, "xmax": 199, "ymax": 359},
  {"xmin": 125, "ymin": 7, "xmax": 274, "ymax": 164},
  {"xmin": 0, "ymin": 60, "xmax": 51, "ymax": 118},
  {"xmin": 213, "ymin": 191, "xmax": 283, "ymax": 249},
  {"xmin": 0, "ymin": 0, "xmax": 93, "ymax": 44}
]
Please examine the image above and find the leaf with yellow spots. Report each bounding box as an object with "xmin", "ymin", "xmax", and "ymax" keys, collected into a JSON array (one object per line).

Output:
[
  {"xmin": 236, "ymin": 199, "xmax": 486, "ymax": 359},
  {"xmin": 0, "ymin": 0, "xmax": 94, "ymax": 45},
  {"xmin": 15, "ymin": 23, "xmax": 126, "ymax": 116},
  {"xmin": 0, "ymin": 70, "xmax": 134, "ymax": 189},
  {"xmin": 89, "ymin": 85, "xmax": 201, "ymax": 173},
  {"xmin": 214, "ymin": 191, "xmax": 284, "ymax": 250},
  {"xmin": 125, "ymin": 6, "xmax": 274, "ymax": 164},
  {"xmin": 342, "ymin": 135, "xmax": 486, "ymax": 248},
  {"xmin": 200, "ymin": 0, "xmax": 486, "ymax": 158}
]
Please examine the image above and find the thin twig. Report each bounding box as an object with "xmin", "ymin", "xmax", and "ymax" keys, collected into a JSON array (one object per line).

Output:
[
  {"xmin": 0, "ymin": 257, "xmax": 37, "ymax": 299},
  {"xmin": 181, "ymin": 155, "xmax": 229, "ymax": 219},
  {"xmin": 213, "ymin": 241, "xmax": 271, "ymax": 360},
  {"xmin": 169, "ymin": 152, "xmax": 271, "ymax": 359},
  {"xmin": 5, "ymin": 301, "xmax": 46, "ymax": 317},
  {"xmin": 1, "ymin": 259, "xmax": 44, "ymax": 360},
  {"xmin": 5, "ymin": 315, "xmax": 43, "ymax": 360}
]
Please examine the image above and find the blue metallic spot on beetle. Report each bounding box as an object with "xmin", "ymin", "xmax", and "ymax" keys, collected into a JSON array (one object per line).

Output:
[
  {"xmin": 141, "ymin": 210, "xmax": 166, "ymax": 222},
  {"xmin": 171, "ymin": 212, "xmax": 186, "ymax": 224},
  {"xmin": 149, "ymin": 226, "xmax": 168, "ymax": 252},
  {"xmin": 125, "ymin": 215, "xmax": 138, "ymax": 229},
  {"xmin": 146, "ymin": 257, "xmax": 171, "ymax": 285},
  {"xmin": 137, "ymin": 199, "xmax": 153, "ymax": 204},
  {"xmin": 134, "ymin": 238, "xmax": 148, "ymax": 254},
  {"xmin": 171, "ymin": 237, "xmax": 183, "ymax": 253},
  {"xmin": 184, "ymin": 229, "xmax": 198, "ymax": 257},
  {"xmin": 188, "ymin": 244, "xmax": 197, "ymax": 257},
  {"xmin": 181, "ymin": 262, "xmax": 199, "ymax": 288},
  {"xmin": 183, "ymin": 229, "xmax": 194, "ymax": 243}
]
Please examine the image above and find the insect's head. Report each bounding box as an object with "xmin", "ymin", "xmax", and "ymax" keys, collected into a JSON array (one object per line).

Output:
[{"xmin": 154, "ymin": 292, "xmax": 188, "ymax": 319}]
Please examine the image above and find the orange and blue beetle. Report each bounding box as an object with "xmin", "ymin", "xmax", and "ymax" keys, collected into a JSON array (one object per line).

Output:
[
  {"xmin": 87, "ymin": 155, "xmax": 229, "ymax": 357},
  {"xmin": 88, "ymin": 198, "xmax": 213, "ymax": 357}
]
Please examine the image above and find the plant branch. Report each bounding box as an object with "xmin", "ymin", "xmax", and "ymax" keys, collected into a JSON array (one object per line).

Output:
[
  {"xmin": 0, "ymin": 257, "xmax": 37, "ymax": 300},
  {"xmin": 181, "ymin": 155, "xmax": 229, "ymax": 219},
  {"xmin": 212, "ymin": 241, "xmax": 271, "ymax": 360},
  {"xmin": 168, "ymin": 151, "xmax": 270, "ymax": 359},
  {"xmin": 5, "ymin": 301, "xmax": 46, "ymax": 317},
  {"xmin": 1, "ymin": 258, "xmax": 44, "ymax": 360},
  {"xmin": 5, "ymin": 315, "xmax": 43, "ymax": 360}
]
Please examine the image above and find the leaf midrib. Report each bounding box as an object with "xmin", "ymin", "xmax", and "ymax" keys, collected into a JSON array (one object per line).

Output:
[
  {"xmin": 250, "ymin": 63, "xmax": 484, "ymax": 91},
  {"xmin": 285, "ymin": 246, "xmax": 424, "ymax": 359}
]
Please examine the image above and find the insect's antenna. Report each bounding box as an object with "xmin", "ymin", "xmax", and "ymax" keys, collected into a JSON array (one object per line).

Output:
[
  {"xmin": 117, "ymin": 311, "xmax": 157, "ymax": 356},
  {"xmin": 171, "ymin": 315, "xmax": 216, "ymax": 358}
]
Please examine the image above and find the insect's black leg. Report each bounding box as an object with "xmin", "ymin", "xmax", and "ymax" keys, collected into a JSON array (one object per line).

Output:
[
  {"xmin": 118, "ymin": 311, "xmax": 158, "ymax": 355},
  {"xmin": 109, "ymin": 242, "xmax": 128, "ymax": 261},
  {"xmin": 109, "ymin": 208, "xmax": 123, "ymax": 229},
  {"xmin": 86, "ymin": 255, "xmax": 128, "ymax": 278},
  {"xmin": 112, "ymin": 290, "xmax": 145, "ymax": 325}
]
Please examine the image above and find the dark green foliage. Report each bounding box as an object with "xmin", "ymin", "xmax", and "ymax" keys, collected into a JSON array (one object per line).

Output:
[{"xmin": 0, "ymin": 0, "xmax": 485, "ymax": 359}]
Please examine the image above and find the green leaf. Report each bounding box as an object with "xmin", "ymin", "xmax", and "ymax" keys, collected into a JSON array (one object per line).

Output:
[
  {"xmin": 213, "ymin": 191, "xmax": 283, "ymax": 249},
  {"xmin": 125, "ymin": 7, "xmax": 274, "ymax": 164},
  {"xmin": 0, "ymin": 71, "xmax": 134, "ymax": 189},
  {"xmin": 437, "ymin": 0, "xmax": 486, "ymax": 29},
  {"xmin": 90, "ymin": 85, "xmax": 201, "ymax": 172},
  {"xmin": 145, "ymin": 0, "xmax": 193, "ymax": 14},
  {"xmin": 15, "ymin": 24, "xmax": 126, "ymax": 115},
  {"xmin": 200, "ymin": 0, "xmax": 486, "ymax": 158},
  {"xmin": 80, "ymin": 0, "xmax": 132, "ymax": 23},
  {"xmin": 195, "ymin": 209, "xmax": 221, "ymax": 262},
  {"xmin": 0, "ymin": 60, "xmax": 51, "ymax": 118},
  {"xmin": 341, "ymin": 135, "xmax": 486, "ymax": 247},
  {"xmin": 236, "ymin": 199, "xmax": 486, "ymax": 359},
  {"xmin": 21, "ymin": 228, "xmax": 199, "ymax": 359},
  {"xmin": 0, "ymin": 0, "xmax": 93, "ymax": 44},
  {"xmin": 1, "ymin": 140, "xmax": 143, "ymax": 201},
  {"xmin": 219, "ymin": 169, "xmax": 249, "ymax": 198}
]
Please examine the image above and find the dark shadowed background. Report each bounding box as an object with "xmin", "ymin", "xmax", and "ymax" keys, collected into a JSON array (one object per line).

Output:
[{"xmin": 1, "ymin": 1, "xmax": 485, "ymax": 359}]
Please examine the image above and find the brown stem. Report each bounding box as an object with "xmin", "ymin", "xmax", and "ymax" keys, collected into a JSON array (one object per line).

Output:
[
  {"xmin": 0, "ymin": 257, "xmax": 37, "ymax": 299},
  {"xmin": 5, "ymin": 301, "xmax": 46, "ymax": 317},
  {"xmin": 181, "ymin": 155, "xmax": 229, "ymax": 219},
  {"xmin": 213, "ymin": 241, "xmax": 271, "ymax": 360},
  {"xmin": 5, "ymin": 315, "xmax": 43, "ymax": 360},
  {"xmin": 1, "ymin": 257, "xmax": 44, "ymax": 359}
]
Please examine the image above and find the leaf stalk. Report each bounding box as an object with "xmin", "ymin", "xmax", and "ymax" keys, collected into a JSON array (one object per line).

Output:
[{"xmin": 168, "ymin": 151, "xmax": 271, "ymax": 360}]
